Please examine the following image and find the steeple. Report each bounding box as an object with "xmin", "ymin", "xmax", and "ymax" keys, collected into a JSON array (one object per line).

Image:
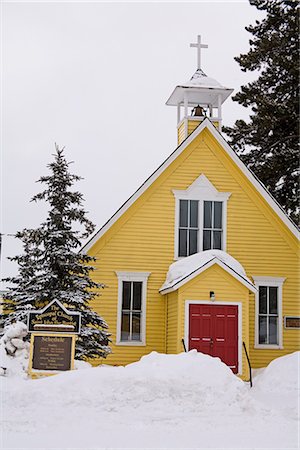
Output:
[{"xmin": 166, "ymin": 35, "xmax": 233, "ymax": 145}]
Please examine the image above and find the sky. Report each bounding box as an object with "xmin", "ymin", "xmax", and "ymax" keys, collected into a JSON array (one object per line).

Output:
[{"xmin": 1, "ymin": 1, "xmax": 265, "ymax": 283}]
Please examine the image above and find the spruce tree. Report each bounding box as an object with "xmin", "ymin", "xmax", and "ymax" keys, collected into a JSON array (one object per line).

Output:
[
  {"xmin": 2, "ymin": 146, "xmax": 111, "ymax": 360},
  {"xmin": 223, "ymin": 0, "xmax": 299, "ymax": 224}
]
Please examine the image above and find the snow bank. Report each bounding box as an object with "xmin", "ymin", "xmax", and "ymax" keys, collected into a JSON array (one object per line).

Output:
[
  {"xmin": 2, "ymin": 351, "xmax": 299, "ymax": 449},
  {"xmin": 161, "ymin": 249, "xmax": 251, "ymax": 291},
  {"xmin": 254, "ymin": 351, "xmax": 299, "ymax": 393}
]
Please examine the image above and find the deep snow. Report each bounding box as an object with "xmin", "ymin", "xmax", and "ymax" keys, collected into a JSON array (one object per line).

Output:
[{"xmin": 1, "ymin": 351, "xmax": 299, "ymax": 449}]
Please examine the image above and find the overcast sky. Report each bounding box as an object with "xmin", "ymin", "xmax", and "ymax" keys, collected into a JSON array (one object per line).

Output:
[{"xmin": 1, "ymin": 1, "xmax": 264, "ymax": 283}]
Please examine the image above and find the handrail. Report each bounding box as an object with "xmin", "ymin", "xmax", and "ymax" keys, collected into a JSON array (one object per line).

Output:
[
  {"xmin": 242, "ymin": 341, "xmax": 252, "ymax": 387},
  {"xmin": 181, "ymin": 338, "xmax": 187, "ymax": 352}
]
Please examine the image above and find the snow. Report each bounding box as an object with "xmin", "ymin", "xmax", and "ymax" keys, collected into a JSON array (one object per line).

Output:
[
  {"xmin": 160, "ymin": 249, "xmax": 253, "ymax": 291},
  {"xmin": 184, "ymin": 69, "xmax": 225, "ymax": 89},
  {"xmin": 1, "ymin": 350, "xmax": 299, "ymax": 449}
]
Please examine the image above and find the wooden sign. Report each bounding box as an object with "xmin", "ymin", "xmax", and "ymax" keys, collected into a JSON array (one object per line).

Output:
[
  {"xmin": 28, "ymin": 333, "xmax": 76, "ymax": 377},
  {"xmin": 28, "ymin": 299, "xmax": 81, "ymax": 334},
  {"xmin": 284, "ymin": 316, "xmax": 300, "ymax": 329}
]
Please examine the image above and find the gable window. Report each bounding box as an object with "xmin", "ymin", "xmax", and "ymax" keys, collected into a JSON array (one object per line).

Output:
[
  {"xmin": 203, "ymin": 201, "xmax": 223, "ymax": 251},
  {"xmin": 115, "ymin": 272, "xmax": 150, "ymax": 345},
  {"xmin": 253, "ymin": 277, "xmax": 285, "ymax": 349},
  {"xmin": 173, "ymin": 174, "xmax": 231, "ymax": 258}
]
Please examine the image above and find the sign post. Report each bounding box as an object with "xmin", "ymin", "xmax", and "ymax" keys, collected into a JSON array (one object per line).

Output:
[{"xmin": 27, "ymin": 300, "xmax": 81, "ymax": 378}]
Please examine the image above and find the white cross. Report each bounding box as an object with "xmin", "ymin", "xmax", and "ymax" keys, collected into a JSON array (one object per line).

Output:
[{"xmin": 190, "ymin": 35, "xmax": 208, "ymax": 70}]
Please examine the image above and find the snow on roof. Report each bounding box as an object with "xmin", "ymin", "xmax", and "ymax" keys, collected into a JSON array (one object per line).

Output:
[
  {"xmin": 160, "ymin": 250, "xmax": 255, "ymax": 293},
  {"xmin": 183, "ymin": 69, "xmax": 225, "ymax": 89}
]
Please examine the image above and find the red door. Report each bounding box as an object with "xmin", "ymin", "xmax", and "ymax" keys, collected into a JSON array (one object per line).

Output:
[{"xmin": 189, "ymin": 304, "xmax": 239, "ymax": 373}]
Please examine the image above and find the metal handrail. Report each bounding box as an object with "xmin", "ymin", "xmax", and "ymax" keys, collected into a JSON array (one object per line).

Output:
[{"xmin": 242, "ymin": 341, "xmax": 253, "ymax": 387}]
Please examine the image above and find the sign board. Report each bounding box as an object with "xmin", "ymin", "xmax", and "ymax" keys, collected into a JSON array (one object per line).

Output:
[
  {"xmin": 32, "ymin": 335, "xmax": 73, "ymax": 371},
  {"xmin": 28, "ymin": 299, "xmax": 81, "ymax": 334},
  {"xmin": 284, "ymin": 316, "xmax": 300, "ymax": 329},
  {"xmin": 28, "ymin": 333, "xmax": 76, "ymax": 377}
]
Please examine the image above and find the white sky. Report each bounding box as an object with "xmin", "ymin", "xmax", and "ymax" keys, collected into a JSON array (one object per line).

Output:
[{"xmin": 1, "ymin": 1, "xmax": 264, "ymax": 283}]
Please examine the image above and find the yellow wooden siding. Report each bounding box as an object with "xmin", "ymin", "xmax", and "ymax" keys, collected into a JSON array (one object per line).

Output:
[
  {"xmin": 177, "ymin": 122, "xmax": 186, "ymax": 145},
  {"xmin": 166, "ymin": 291, "xmax": 179, "ymax": 354},
  {"xmin": 88, "ymin": 126, "xmax": 299, "ymax": 368},
  {"xmin": 176, "ymin": 265, "xmax": 250, "ymax": 380}
]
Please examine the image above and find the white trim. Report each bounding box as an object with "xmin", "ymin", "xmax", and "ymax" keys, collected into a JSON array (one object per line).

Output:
[
  {"xmin": 159, "ymin": 258, "xmax": 257, "ymax": 294},
  {"xmin": 173, "ymin": 174, "xmax": 231, "ymax": 258},
  {"xmin": 115, "ymin": 271, "xmax": 150, "ymax": 346},
  {"xmin": 184, "ymin": 300, "xmax": 243, "ymax": 375},
  {"xmin": 253, "ymin": 277, "xmax": 285, "ymax": 349},
  {"xmin": 81, "ymin": 119, "xmax": 299, "ymax": 253}
]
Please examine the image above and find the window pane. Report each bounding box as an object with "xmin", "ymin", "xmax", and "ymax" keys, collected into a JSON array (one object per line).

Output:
[
  {"xmin": 213, "ymin": 231, "xmax": 222, "ymax": 250},
  {"xmin": 132, "ymin": 313, "xmax": 141, "ymax": 341},
  {"xmin": 190, "ymin": 200, "xmax": 198, "ymax": 228},
  {"xmin": 214, "ymin": 202, "xmax": 222, "ymax": 229},
  {"xmin": 259, "ymin": 287, "xmax": 267, "ymax": 314},
  {"xmin": 121, "ymin": 312, "xmax": 130, "ymax": 341},
  {"xmin": 133, "ymin": 282, "xmax": 142, "ymax": 310},
  {"xmin": 204, "ymin": 201, "xmax": 212, "ymax": 228},
  {"xmin": 259, "ymin": 316, "xmax": 268, "ymax": 344},
  {"xmin": 179, "ymin": 229, "xmax": 187, "ymax": 257},
  {"xmin": 189, "ymin": 230, "xmax": 198, "ymax": 255},
  {"xmin": 269, "ymin": 317, "xmax": 278, "ymax": 344},
  {"xmin": 122, "ymin": 281, "xmax": 131, "ymax": 310},
  {"xmin": 269, "ymin": 287, "xmax": 278, "ymax": 314},
  {"xmin": 179, "ymin": 200, "xmax": 188, "ymax": 227},
  {"xmin": 203, "ymin": 230, "xmax": 211, "ymax": 251}
]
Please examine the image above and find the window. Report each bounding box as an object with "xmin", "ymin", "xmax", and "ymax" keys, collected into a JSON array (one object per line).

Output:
[
  {"xmin": 178, "ymin": 200, "xmax": 199, "ymax": 257},
  {"xmin": 258, "ymin": 286, "xmax": 279, "ymax": 345},
  {"xmin": 121, "ymin": 281, "xmax": 142, "ymax": 341},
  {"xmin": 173, "ymin": 174, "xmax": 230, "ymax": 258},
  {"xmin": 203, "ymin": 201, "xmax": 223, "ymax": 251},
  {"xmin": 253, "ymin": 277, "xmax": 285, "ymax": 349},
  {"xmin": 115, "ymin": 272, "xmax": 150, "ymax": 345}
]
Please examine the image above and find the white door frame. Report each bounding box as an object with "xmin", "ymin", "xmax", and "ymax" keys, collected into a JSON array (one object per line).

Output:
[{"xmin": 184, "ymin": 300, "xmax": 243, "ymax": 375}]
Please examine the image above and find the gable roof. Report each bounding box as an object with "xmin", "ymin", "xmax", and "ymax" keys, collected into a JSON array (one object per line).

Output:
[
  {"xmin": 159, "ymin": 250, "xmax": 257, "ymax": 294},
  {"xmin": 82, "ymin": 118, "xmax": 299, "ymax": 252}
]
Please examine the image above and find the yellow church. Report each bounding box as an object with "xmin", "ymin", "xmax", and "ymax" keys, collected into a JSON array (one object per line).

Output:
[{"xmin": 82, "ymin": 36, "xmax": 299, "ymax": 380}]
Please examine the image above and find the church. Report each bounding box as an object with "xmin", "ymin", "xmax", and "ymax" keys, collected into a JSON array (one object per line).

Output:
[{"xmin": 82, "ymin": 36, "xmax": 299, "ymax": 380}]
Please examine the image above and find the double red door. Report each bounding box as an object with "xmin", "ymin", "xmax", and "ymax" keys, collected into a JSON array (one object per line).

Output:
[{"xmin": 189, "ymin": 304, "xmax": 238, "ymax": 373}]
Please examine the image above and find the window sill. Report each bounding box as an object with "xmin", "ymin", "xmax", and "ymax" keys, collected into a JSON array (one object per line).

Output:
[
  {"xmin": 254, "ymin": 345, "xmax": 283, "ymax": 350},
  {"xmin": 116, "ymin": 341, "xmax": 146, "ymax": 346}
]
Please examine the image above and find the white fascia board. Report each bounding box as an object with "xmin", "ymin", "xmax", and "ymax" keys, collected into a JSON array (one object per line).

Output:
[
  {"xmin": 159, "ymin": 258, "xmax": 257, "ymax": 295},
  {"xmin": 81, "ymin": 118, "xmax": 299, "ymax": 253}
]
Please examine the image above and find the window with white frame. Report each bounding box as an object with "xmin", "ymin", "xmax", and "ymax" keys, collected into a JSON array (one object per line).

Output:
[
  {"xmin": 115, "ymin": 272, "xmax": 150, "ymax": 345},
  {"xmin": 203, "ymin": 201, "xmax": 223, "ymax": 251},
  {"xmin": 173, "ymin": 174, "xmax": 230, "ymax": 258},
  {"xmin": 253, "ymin": 277, "xmax": 285, "ymax": 348}
]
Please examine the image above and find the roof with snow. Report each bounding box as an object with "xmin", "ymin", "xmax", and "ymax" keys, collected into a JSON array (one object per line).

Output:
[
  {"xmin": 159, "ymin": 250, "xmax": 257, "ymax": 294},
  {"xmin": 166, "ymin": 69, "xmax": 234, "ymax": 107}
]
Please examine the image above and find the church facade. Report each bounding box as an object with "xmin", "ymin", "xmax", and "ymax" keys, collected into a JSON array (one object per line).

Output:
[{"xmin": 82, "ymin": 36, "xmax": 299, "ymax": 380}]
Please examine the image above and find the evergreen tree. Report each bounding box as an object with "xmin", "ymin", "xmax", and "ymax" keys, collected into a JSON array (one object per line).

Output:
[
  {"xmin": 2, "ymin": 146, "xmax": 111, "ymax": 360},
  {"xmin": 223, "ymin": 0, "xmax": 299, "ymax": 224}
]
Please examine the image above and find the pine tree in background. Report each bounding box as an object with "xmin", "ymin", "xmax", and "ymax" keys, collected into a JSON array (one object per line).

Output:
[
  {"xmin": 2, "ymin": 146, "xmax": 111, "ymax": 360},
  {"xmin": 223, "ymin": 0, "xmax": 299, "ymax": 224}
]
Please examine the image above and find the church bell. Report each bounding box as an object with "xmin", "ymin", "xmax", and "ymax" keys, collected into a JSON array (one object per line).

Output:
[{"xmin": 192, "ymin": 105, "xmax": 204, "ymax": 117}]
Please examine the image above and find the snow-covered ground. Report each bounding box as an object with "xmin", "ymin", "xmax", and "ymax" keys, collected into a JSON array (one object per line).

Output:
[{"xmin": 1, "ymin": 351, "xmax": 299, "ymax": 450}]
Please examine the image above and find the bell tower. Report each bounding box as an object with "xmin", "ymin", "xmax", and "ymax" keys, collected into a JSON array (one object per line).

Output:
[{"xmin": 166, "ymin": 35, "xmax": 234, "ymax": 145}]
